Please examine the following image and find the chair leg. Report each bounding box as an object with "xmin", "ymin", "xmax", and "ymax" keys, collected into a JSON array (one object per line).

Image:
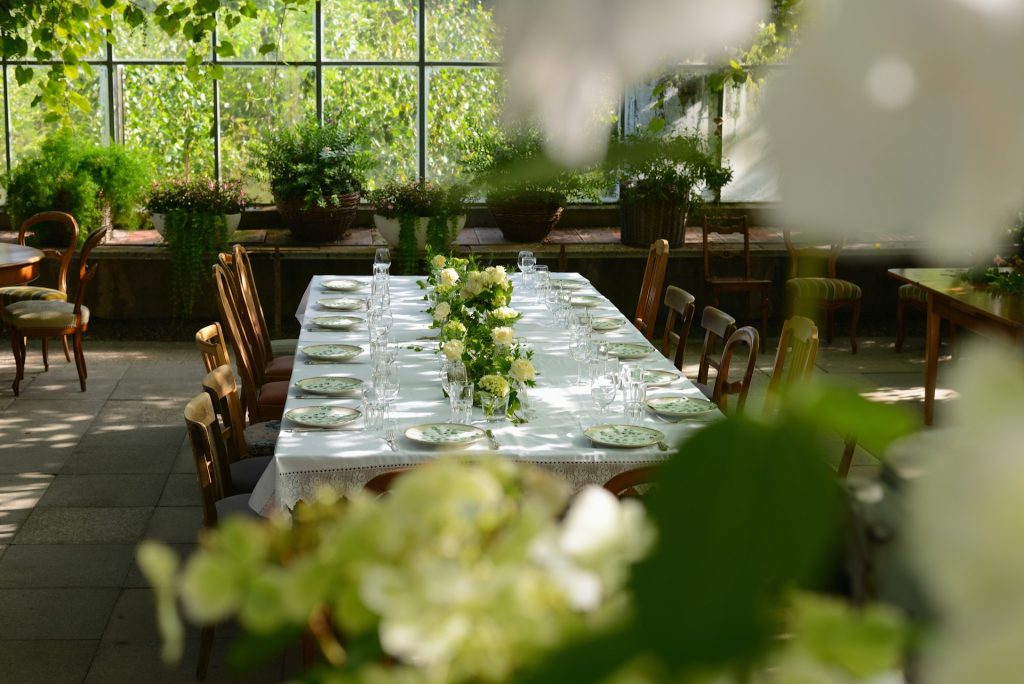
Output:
[
  {"xmin": 838, "ymin": 436, "xmax": 857, "ymax": 478},
  {"xmin": 826, "ymin": 308, "xmax": 835, "ymax": 344},
  {"xmin": 849, "ymin": 300, "xmax": 861, "ymax": 354},
  {"xmin": 62, "ymin": 335, "xmax": 71, "ymax": 362},
  {"xmin": 10, "ymin": 333, "xmax": 23, "ymax": 396},
  {"xmin": 41, "ymin": 336, "xmax": 49, "ymax": 371},
  {"xmin": 895, "ymin": 299, "xmax": 906, "ymax": 353},
  {"xmin": 72, "ymin": 331, "xmax": 87, "ymax": 392},
  {"xmin": 197, "ymin": 625, "xmax": 215, "ymax": 680}
]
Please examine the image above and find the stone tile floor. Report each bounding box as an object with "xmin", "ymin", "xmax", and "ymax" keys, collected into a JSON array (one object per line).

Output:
[{"xmin": 0, "ymin": 335, "xmax": 963, "ymax": 683}]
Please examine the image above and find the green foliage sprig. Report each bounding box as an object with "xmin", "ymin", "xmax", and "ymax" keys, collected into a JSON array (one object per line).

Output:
[
  {"xmin": 145, "ymin": 178, "xmax": 247, "ymax": 215},
  {"xmin": 608, "ymin": 131, "xmax": 733, "ymax": 204},
  {"xmin": 163, "ymin": 210, "xmax": 229, "ymax": 318},
  {"xmin": 255, "ymin": 117, "xmax": 371, "ymax": 209}
]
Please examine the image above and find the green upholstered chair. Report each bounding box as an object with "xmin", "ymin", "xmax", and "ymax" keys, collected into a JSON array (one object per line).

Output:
[
  {"xmin": 784, "ymin": 231, "xmax": 861, "ymax": 353},
  {"xmin": 896, "ymin": 283, "xmax": 956, "ymax": 353}
]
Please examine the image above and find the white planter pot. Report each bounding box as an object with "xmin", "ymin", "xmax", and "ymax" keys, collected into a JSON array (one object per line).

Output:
[
  {"xmin": 373, "ymin": 214, "xmax": 467, "ymax": 250},
  {"xmin": 151, "ymin": 212, "xmax": 241, "ymax": 240}
]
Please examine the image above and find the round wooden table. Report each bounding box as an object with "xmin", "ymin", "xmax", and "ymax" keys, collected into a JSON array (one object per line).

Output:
[{"xmin": 0, "ymin": 243, "xmax": 45, "ymax": 287}]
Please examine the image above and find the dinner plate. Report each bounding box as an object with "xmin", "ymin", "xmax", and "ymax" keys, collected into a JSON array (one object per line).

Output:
[
  {"xmin": 591, "ymin": 317, "xmax": 625, "ymax": 332},
  {"xmin": 570, "ymin": 295, "xmax": 602, "ymax": 307},
  {"xmin": 310, "ymin": 315, "xmax": 362, "ymax": 330},
  {"xmin": 322, "ymin": 278, "xmax": 363, "ymax": 292},
  {"xmin": 285, "ymin": 406, "xmax": 361, "ymax": 428},
  {"xmin": 300, "ymin": 343, "xmax": 363, "ymax": 361},
  {"xmin": 319, "ymin": 297, "xmax": 365, "ymax": 311},
  {"xmin": 404, "ymin": 423, "xmax": 486, "ymax": 448},
  {"xmin": 606, "ymin": 342, "xmax": 650, "ymax": 360},
  {"xmin": 646, "ymin": 395, "xmax": 717, "ymax": 417},
  {"xmin": 642, "ymin": 369, "xmax": 680, "ymax": 387},
  {"xmin": 551, "ymin": 279, "xmax": 584, "ymax": 291},
  {"xmin": 584, "ymin": 424, "xmax": 665, "ymax": 448},
  {"xmin": 295, "ymin": 376, "xmax": 364, "ymax": 396}
]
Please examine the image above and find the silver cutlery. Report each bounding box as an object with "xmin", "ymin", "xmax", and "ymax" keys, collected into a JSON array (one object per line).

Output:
[
  {"xmin": 383, "ymin": 424, "xmax": 399, "ymax": 452},
  {"xmin": 485, "ymin": 429, "xmax": 501, "ymax": 450},
  {"xmin": 283, "ymin": 427, "xmax": 360, "ymax": 433}
]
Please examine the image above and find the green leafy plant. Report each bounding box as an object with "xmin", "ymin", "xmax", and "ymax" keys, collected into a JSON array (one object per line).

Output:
[
  {"xmin": 4, "ymin": 129, "xmax": 151, "ymax": 244},
  {"xmin": 367, "ymin": 180, "xmax": 469, "ymax": 274},
  {"xmin": 608, "ymin": 131, "xmax": 733, "ymax": 204},
  {"xmin": 254, "ymin": 117, "xmax": 371, "ymax": 209},
  {"xmin": 145, "ymin": 178, "xmax": 247, "ymax": 215}
]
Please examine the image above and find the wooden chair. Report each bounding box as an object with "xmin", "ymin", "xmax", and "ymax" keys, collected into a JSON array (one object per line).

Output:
[
  {"xmin": 694, "ymin": 306, "xmax": 737, "ymax": 397},
  {"xmin": 5, "ymin": 228, "xmax": 106, "ymax": 396},
  {"xmin": 183, "ymin": 392, "xmax": 260, "ymax": 680},
  {"xmin": 708, "ymin": 326, "xmax": 759, "ymax": 414},
  {"xmin": 201, "ymin": 364, "xmax": 277, "ymax": 493},
  {"xmin": 702, "ymin": 215, "xmax": 771, "ymax": 350},
  {"xmin": 784, "ymin": 230, "xmax": 861, "ymax": 353},
  {"xmin": 213, "ymin": 263, "xmax": 288, "ymax": 422},
  {"xmin": 195, "ymin": 322, "xmax": 231, "ymax": 373},
  {"xmin": 633, "ymin": 239, "xmax": 670, "ymax": 341},
  {"xmin": 232, "ymin": 245, "xmax": 298, "ymax": 356},
  {"xmin": 603, "ymin": 466, "xmax": 659, "ymax": 499},
  {"xmin": 763, "ymin": 316, "xmax": 819, "ymax": 416},
  {"xmin": 218, "ymin": 249, "xmax": 292, "ymax": 382},
  {"xmin": 896, "ymin": 283, "xmax": 956, "ymax": 353},
  {"xmin": 661, "ymin": 286, "xmax": 696, "ymax": 372},
  {"xmin": 364, "ymin": 468, "xmax": 412, "ymax": 495}
]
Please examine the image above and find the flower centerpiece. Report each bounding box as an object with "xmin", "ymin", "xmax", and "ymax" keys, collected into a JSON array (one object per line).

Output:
[
  {"xmin": 367, "ymin": 180, "xmax": 469, "ymax": 275},
  {"xmin": 426, "ymin": 254, "xmax": 535, "ymax": 420},
  {"xmin": 138, "ymin": 457, "xmax": 654, "ymax": 683},
  {"xmin": 143, "ymin": 178, "xmax": 248, "ymax": 317}
]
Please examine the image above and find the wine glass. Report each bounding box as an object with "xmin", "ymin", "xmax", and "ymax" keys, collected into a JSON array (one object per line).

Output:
[
  {"xmin": 373, "ymin": 362, "xmax": 401, "ymax": 407},
  {"xmin": 374, "ymin": 247, "xmax": 391, "ymax": 275},
  {"xmin": 369, "ymin": 307, "xmax": 393, "ymax": 343},
  {"xmin": 441, "ymin": 360, "xmax": 467, "ymax": 396},
  {"xmin": 590, "ymin": 362, "xmax": 619, "ymax": 417}
]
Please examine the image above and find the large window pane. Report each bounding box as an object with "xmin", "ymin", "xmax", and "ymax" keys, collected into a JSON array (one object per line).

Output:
[
  {"xmin": 113, "ymin": 15, "xmax": 191, "ymax": 60},
  {"xmin": 624, "ymin": 71, "xmax": 713, "ymax": 136},
  {"xmin": 720, "ymin": 75, "xmax": 779, "ymax": 202},
  {"xmin": 7, "ymin": 65, "xmax": 107, "ymax": 163},
  {"xmin": 323, "ymin": 0, "xmax": 417, "ymax": 61},
  {"xmin": 219, "ymin": 66, "xmax": 316, "ymax": 201},
  {"xmin": 426, "ymin": 66, "xmax": 501, "ymax": 181},
  {"xmin": 122, "ymin": 66, "xmax": 215, "ymax": 180},
  {"xmin": 323, "ymin": 67, "xmax": 418, "ymax": 187},
  {"xmin": 219, "ymin": 1, "xmax": 314, "ymax": 62},
  {"xmin": 427, "ymin": 0, "xmax": 500, "ymax": 62}
]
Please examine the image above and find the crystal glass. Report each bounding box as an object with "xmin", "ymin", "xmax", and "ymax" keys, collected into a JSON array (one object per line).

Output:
[
  {"xmin": 373, "ymin": 362, "xmax": 401, "ymax": 406},
  {"xmin": 479, "ymin": 391, "xmax": 509, "ymax": 422},
  {"xmin": 374, "ymin": 247, "xmax": 392, "ymax": 274},
  {"xmin": 514, "ymin": 380, "xmax": 533, "ymax": 419},
  {"xmin": 361, "ymin": 385, "xmax": 385, "ymax": 433},
  {"xmin": 622, "ymin": 378, "xmax": 647, "ymax": 425},
  {"xmin": 448, "ymin": 381, "xmax": 474, "ymax": 424},
  {"xmin": 590, "ymin": 361, "xmax": 619, "ymax": 416},
  {"xmin": 441, "ymin": 360, "xmax": 467, "ymax": 396},
  {"xmin": 570, "ymin": 328, "xmax": 592, "ymax": 385},
  {"xmin": 533, "ymin": 265, "xmax": 550, "ymax": 302},
  {"xmin": 368, "ymin": 307, "xmax": 393, "ymax": 343}
]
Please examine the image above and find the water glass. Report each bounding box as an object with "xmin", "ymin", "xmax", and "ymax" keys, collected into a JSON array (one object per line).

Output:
[
  {"xmin": 361, "ymin": 386, "xmax": 385, "ymax": 433},
  {"xmin": 479, "ymin": 391, "xmax": 509, "ymax": 422},
  {"xmin": 441, "ymin": 360, "xmax": 467, "ymax": 396},
  {"xmin": 374, "ymin": 247, "xmax": 392, "ymax": 274},
  {"xmin": 514, "ymin": 381, "xmax": 533, "ymax": 419},
  {"xmin": 449, "ymin": 381, "xmax": 474, "ymax": 424},
  {"xmin": 622, "ymin": 379, "xmax": 647, "ymax": 425},
  {"xmin": 570, "ymin": 328, "xmax": 592, "ymax": 385},
  {"xmin": 373, "ymin": 362, "xmax": 401, "ymax": 406},
  {"xmin": 533, "ymin": 265, "xmax": 550, "ymax": 302},
  {"xmin": 590, "ymin": 361, "xmax": 619, "ymax": 416}
]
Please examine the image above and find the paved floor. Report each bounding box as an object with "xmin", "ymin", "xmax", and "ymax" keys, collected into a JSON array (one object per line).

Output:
[{"xmin": 0, "ymin": 334, "xmax": 961, "ymax": 683}]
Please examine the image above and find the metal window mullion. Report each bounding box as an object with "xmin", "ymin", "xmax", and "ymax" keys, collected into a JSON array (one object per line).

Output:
[
  {"xmin": 106, "ymin": 36, "xmax": 118, "ymax": 144},
  {"xmin": 316, "ymin": 1, "xmax": 323, "ymax": 123},
  {"xmin": 2, "ymin": 62, "xmax": 11, "ymax": 176},
  {"xmin": 418, "ymin": 0, "xmax": 426, "ymax": 180},
  {"xmin": 212, "ymin": 24, "xmax": 221, "ymax": 181}
]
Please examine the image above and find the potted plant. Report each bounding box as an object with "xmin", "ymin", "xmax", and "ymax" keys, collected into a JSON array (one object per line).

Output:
[
  {"xmin": 255, "ymin": 117, "xmax": 371, "ymax": 243},
  {"xmin": 4, "ymin": 129, "xmax": 151, "ymax": 246},
  {"xmin": 144, "ymin": 178, "xmax": 248, "ymax": 318},
  {"xmin": 463, "ymin": 128, "xmax": 605, "ymax": 242},
  {"xmin": 367, "ymin": 180, "xmax": 469, "ymax": 274},
  {"xmin": 608, "ymin": 131, "xmax": 732, "ymax": 247}
]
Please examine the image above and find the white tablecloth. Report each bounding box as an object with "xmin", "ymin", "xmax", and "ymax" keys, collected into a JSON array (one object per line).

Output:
[{"xmin": 249, "ymin": 274, "xmax": 718, "ymax": 514}]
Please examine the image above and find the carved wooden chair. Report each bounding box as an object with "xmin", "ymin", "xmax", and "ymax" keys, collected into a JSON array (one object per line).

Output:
[
  {"xmin": 661, "ymin": 286, "xmax": 696, "ymax": 372},
  {"xmin": 195, "ymin": 322, "xmax": 231, "ymax": 373},
  {"xmin": 364, "ymin": 468, "xmax": 413, "ymax": 496},
  {"xmin": 702, "ymin": 215, "xmax": 771, "ymax": 350},
  {"xmin": 694, "ymin": 306, "xmax": 737, "ymax": 396},
  {"xmin": 232, "ymin": 245, "xmax": 298, "ymax": 356},
  {"xmin": 763, "ymin": 316, "xmax": 819, "ymax": 416},
  {"xmin": 5, "ymin": 227, "xmax": 106, "ymax": 396},
  {"xmin": 633, "ymin": 239, "xmax": 670, "ymax": 340},
  {"xmin": 603, "ymin": 466, "xmax": 660, "ymax": 499},
  {"xmin": 0, "ymin": 212, "xmax": 80, "ymax": 369},
  {"xmin": 709, "ymin": 326, "xmax": 760, "ymax": 414},
  {"xmin": 784, "ymin": 230, "xmax": 861, "ymax": 353}
]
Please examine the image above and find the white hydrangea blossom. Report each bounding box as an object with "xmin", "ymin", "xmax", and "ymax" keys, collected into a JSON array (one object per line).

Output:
[
  {"xmin": 432, "ymin": 301, "xmax": 451, "ymax": 322},
  {"xmin": 442, "ymin": 339, "xmax": 464, "ymax": 361}
]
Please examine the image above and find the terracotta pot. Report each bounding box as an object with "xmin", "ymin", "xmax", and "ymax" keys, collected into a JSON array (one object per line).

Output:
[
  {"xmin": 373, "ymin": 214, "xmax": 467, "ymax": 250},
  {"xmin": 489, "ymin": 202, "xmax": 564, "ymax": 243},
  {"xmin": 276, "ymin": 192, "xmax": 360, "ymax": 243}
]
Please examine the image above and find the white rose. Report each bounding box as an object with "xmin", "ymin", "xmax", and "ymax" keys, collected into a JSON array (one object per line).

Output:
[
  {"xmin": 491, "ymin": 306, "xmax": 519, "ymax": 321},
  {"xmin": 431, "ymin": 254, "xmax": 447, "ymax": 269},
  {"xmin": 487, "ymin": 265, "xmax": 508, "ymax": 286},
  {"xmin": 442, "ymin": 339, "xmax": 464, "ymax": 361},
  {"xmin": 440, "ymin": 268, "xmax": 459, "ymax": 286},
  {"xmin": 509, "ymin": 358, "xmax": 535, "ymax": 383},
  {"xmin": 492, "ymin": 327, "xmax": 514, "ymax": 346},
  {"xmin": 433, "ymin": 301, "xmax": 451, "ymax": 322}
]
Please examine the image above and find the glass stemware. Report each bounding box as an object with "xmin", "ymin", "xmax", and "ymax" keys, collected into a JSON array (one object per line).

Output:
[
  {"xmin": 570, "ymin": 328, "xmax": 592, "ymax": 385},
  {"xmin": 590, "ymin": 361, "xmax": 619, "ymax": 417},
  {"xmin": 373, "ymin": 362, "xmax": 400, "ymax": 408},
  {"xmin": 374, "ymin": 247, "xmax": 392, "ymax": 275}
]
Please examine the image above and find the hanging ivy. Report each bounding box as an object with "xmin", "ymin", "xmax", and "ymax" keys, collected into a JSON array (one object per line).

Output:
[
  {"xmin": 163, "ymin": 210, "xmax": 228, "ymax": 318},
  {"xmin": 397, "ymin": 214, "xmax": 420, "ymax": 275}
]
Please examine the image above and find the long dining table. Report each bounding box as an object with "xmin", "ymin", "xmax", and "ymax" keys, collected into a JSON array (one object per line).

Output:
[{"xmin": 248, "ymin": 273, "xmax": 719, "ymax": 514}]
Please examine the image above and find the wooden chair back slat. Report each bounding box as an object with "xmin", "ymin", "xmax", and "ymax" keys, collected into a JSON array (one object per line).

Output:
[
  {"xmin": 195, "ymin": 322, "xmax": 231, "ymax": 374},
  {"xmin": 764, "ymin": 316, "xmax": 819, "ymax": 416},
  {"xmin": 713, "ymin": 325, "xmax": 759, "ymax": 414},
  {"xmin": 70, "ymin": 228, "xmax": 106, "ymax": 317},
  {"xmin": 703, "ymin": 215, "xmax": 751, "ymax": 280},
  {"xmin": 202, "ymin": 364, "xmax": 250, "ymax": 469},
  {"xmin": 213, "ymin": 263, "xmax": 261, "ymax": 419},
  {"xmin": 661, "ymin": 286, "xmax": 696, "ymax": 372},
  {"xmin": 20, "ymin": 211, "xmax": 79, "ymax": 294},
  {"xmin": 603, "ymin": 466, "xmax": 659, "ymax": 499},
  {"xmin": 784, "ymin": 230, "xmax": 841, "ymax": 279},
  {"xmin": 633, "ymin": 239, "xmax": 670, "ymax": 340},
  {"xmin": 364, "ymin": 468, "xmax": 412, "ymax": 495},
  {"xmin": 233, "ymin": 245, "xmax": 274, "ymax": 362},
  {"xmin": 218, "ymin": 251, "xmax": 268, "ymax": 376},
  {"xmin": 696, "ymin": 306, "xmax": 737, "ymax": 386},
  {"xmin": 184, "ymin": 393, "xmax": 229, "ymax": 527}
]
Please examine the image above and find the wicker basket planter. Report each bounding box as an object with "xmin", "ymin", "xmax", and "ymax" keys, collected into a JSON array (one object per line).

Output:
[
  {"xmin": 276, "ymin": 191, "xmax": 360, "ymax": 243},
  {"xmin": 489, "ymin": 202, "xmax": 564, "ymax": 243},
  {"xmin": 619, "ymin": 193, "xmax": 689, "ymax": 248}
]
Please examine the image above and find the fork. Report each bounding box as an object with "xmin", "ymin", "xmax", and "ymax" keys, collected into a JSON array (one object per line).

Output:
[{"xmin": 383, "ymin": 423, "xmax": 399, "ymax": 452}]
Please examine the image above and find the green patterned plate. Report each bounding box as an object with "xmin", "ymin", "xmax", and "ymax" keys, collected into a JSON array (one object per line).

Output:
[
  {"xmin": 642, "ymin": 369, "xmax": 680, "ymax": 387},
  {"xmin": 310, "ymin": 315, "xmax": 362, "ymax": 330},
  {"xmin": 285, "ymin": 406, "xmax": 361, "ymax": 428},
  {"xmin": 591, "ymin": 317, "xmax": 625, "ymax": 331},
  {"xmin": 319, "ymin": 297, "xmax": 365, "ymax": 311},
  {"xmin": 300, "ymin": 344, "xmax": 363, "ymax": 361},
  {"xmin": 322, "ymin": 278, "xmax": 363, "ymax": 292},
  {"xmin": 295, "ymin": 376, "xmax": 364, "ymax": 396},
  {"xmin": 551, "ymin": 279, "xmax": 584, "ymax": 291},
  {"xmin": 570, "ymin": 295, "xmax": 602, "ymax": 307},
  {"xmin": 584, "ymin": 424, "xmax": 665, "ymax": 448},
  {"xmin": 606, "ymin": 343, "xmax": 650, "ymax": 360},
  {"xmin": 646, "ymin": 395, "xmax": 717, "ymax": 417},
  {"xmin": 404, "ymin": 423, "xmax": 486, "ymax": 448}
]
